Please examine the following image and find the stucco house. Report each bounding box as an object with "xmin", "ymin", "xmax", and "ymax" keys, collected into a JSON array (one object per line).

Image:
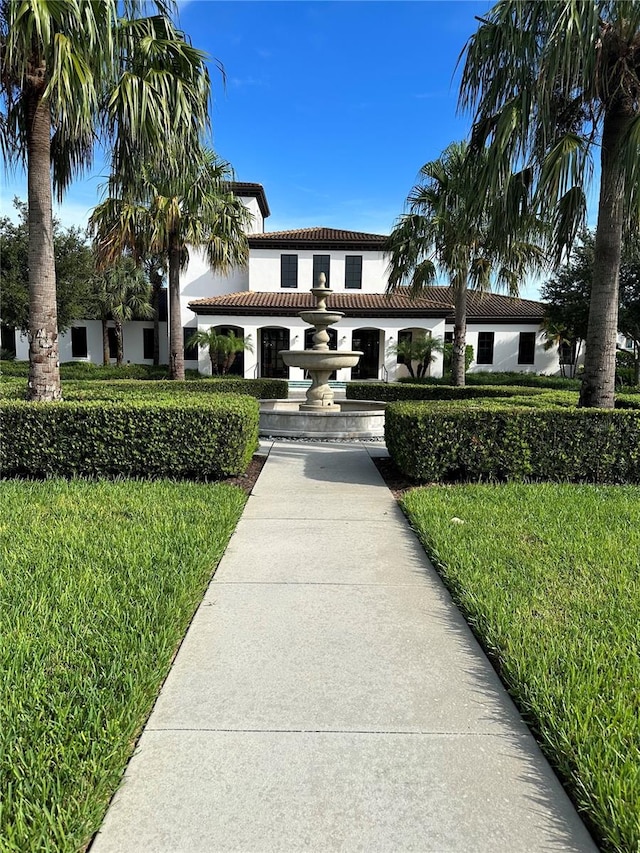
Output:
[{"xmin": 8, "ymin": 182, "xmax": 561, "ymax": 378}]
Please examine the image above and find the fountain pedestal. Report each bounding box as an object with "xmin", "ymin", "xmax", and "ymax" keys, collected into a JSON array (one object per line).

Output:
[{"xmin": 281, "ymin": 274, "xmax": 362, "ymax": 410}]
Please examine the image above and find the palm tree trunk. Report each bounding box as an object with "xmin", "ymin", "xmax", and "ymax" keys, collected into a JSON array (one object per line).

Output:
[
  {"xmin": 451, "ymin": 280, "xmax": 468, "ymax": 387},
  {"xmin": 579, "ymin": 105, "xmax": 631, "ymax": 408},
  {"xmin": 115, "ymin": 322, "xmax": 124, "ymax": 366},
  {"xmin": 168, "ymin": 237, "xmax": 184, "ymax": 380},
  {"xmin": 102, "ymin": 318, "xmax": 110, "ymax": 365},
  {"xmin": 151, "ymin": 274, "xmax": 161, "ymax": 366},
  {"xmin": 25, "ymin": 76, "xmax": 61, "ymax": 401}
]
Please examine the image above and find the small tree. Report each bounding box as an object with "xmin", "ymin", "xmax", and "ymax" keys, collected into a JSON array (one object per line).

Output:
[
  {"xmin": 93, "ymin": 258, "xmax": 153, "ymax": 366},
  {"xmin": 189, "ymin": 328, "xmax": 253, "ymax": 376},
  {"xmin": 389, "ymin": 334, "xmax": 444, "ymax": 379}
]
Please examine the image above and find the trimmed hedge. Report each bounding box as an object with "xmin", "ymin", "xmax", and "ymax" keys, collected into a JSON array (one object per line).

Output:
[
  {"xmin": 385, "ymin": 400, "xmax": 640, "ymax": 483},
  {"xmin": 0, "ymin": 394, "xmax": 259, "ymax": 480},
  {"xmin": 396, "ymin": 371, "xmax": 583, "ymax": 390},
  {"xmin": 347, "ymin": 381, "xmax": 545, "ymax": 402},
  {"xmin": 0, "ymin": 377, "xmax": 288, "ymax": 402}
]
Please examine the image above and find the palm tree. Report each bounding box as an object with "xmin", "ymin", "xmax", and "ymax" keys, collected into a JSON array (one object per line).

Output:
[
  {"xmin": 91, "ymin": 149, "xmax": 251, "ymax": 380},
  {"xmin": 94, "ymin": 257, "xmax": 153, "ymax": 366},
  {"xmin": 459, "ymin": 0, "xmax": 640, "ymax": 407},
  {"xmin": 385, "ymin": 141, "xmax": 545, "ymax": 385},
  {"xmin": 189, "ymin": 328, "xmax": 254, "ymax": 376},
  {"xmin": 0, "ymin": 0, "xmax": 210, "ymax": 400},
  {"xmin": 388, "ymin": 334, "xmax": 444, "ymax": 379}
]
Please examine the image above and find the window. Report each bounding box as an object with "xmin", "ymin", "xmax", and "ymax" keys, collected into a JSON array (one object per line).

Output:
[
  {"xmin": 143, "ymin": 328, "xmax": 154, "ymax": 360},
  {"xmin": 313, "ymin": 254, "xmax": 330, "ymax": 288},
  {"xmin": 107, "ymin": 327, "xmax": 118, "ymax": 360},
  {"xmin": 71, "ymin": 326, "xmax": 88, "ymax": 358},
  {"xmin": 344, "ymin": 255, "xmax": 362, "ymax": 289},
  {"xmin": 476, "ymin": 331, "xmax": 495, "ymax": 365},
  {"xmin": 1, "ymin": 326, "xmax": 16, "ymax": 358},
  {"xmin": 396, "ymin": 330, "xmax": 412, "ymax": 364},
  {"xmin": 183, "ymin": 328, "xmax": 198, "ymax": 361},
  {"xmin": 444, "ymin": 331, "xmax": 453, "ymax": 344},
  {"xmin": 560, "ymin": 340, "xmax": 576, "ymax": 365},
  {"xmin": 517, "ymin": 332, "xmax": 536, "ymax": 365},
  {"xmin": 281, "ymin": 254, "xmax": 298, "ymax": 289}
]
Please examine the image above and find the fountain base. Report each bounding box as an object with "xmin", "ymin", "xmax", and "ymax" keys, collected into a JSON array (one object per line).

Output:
[{"xmin": 259, "ymin": 399, "xmax": 386, "ymax": 440}]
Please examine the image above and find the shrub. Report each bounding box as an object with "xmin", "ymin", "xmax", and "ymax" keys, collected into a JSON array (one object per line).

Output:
[
  {"xmin": 385, "ymin": 400, "xmax": 640, "ymax": 483},
  {"xmin": 347, "ymin": 381, "xmax": 545, "ymax": 402},
  {"xmin": 0, "ymin": 395, "xmax": 259, "ymax": 480}
]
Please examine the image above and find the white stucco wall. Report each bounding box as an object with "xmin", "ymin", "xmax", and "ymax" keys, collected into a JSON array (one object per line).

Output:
[
  {"xmin": 248, "ymin": 248, "xmax": 388, "ymax": 293},
  {"xmin": 461, "ymin": 323, "xmax": 559, "ymax": 375},
  {"xmin": 193, "ymin": 314, "xmax": 446, "ymax": 381}
]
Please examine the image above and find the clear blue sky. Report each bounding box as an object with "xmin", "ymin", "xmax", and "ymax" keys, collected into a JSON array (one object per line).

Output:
[{"xmin": 3, "ymin": 0, "xmax": 557, "ymax": 297}]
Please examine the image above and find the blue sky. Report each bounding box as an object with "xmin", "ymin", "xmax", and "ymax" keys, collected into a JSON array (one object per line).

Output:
[{"xmin": 3, "ymin": 0, "xmax": 556, "ymax": 297}]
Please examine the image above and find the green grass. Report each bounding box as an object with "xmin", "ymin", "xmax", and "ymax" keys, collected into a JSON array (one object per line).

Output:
[
  {"xmin": 0, "ymin": 478, "xmax": 247, "ymax": 851},
  {"xmin": 401, "ymin": 483, "xmax": 640, "ymax": 853}
]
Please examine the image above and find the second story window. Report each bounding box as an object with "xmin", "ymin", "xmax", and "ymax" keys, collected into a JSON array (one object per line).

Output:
[
  {"xmin": 281, "ymin": 254, "xmax": 298, "ymax": 289},
  {"xmin": 344, "ymin": 255, "xmax": 362, "ymax": 289},
  {"xmin": 313, "ymin": 254, "xmax": 330, "ymax": 288}
]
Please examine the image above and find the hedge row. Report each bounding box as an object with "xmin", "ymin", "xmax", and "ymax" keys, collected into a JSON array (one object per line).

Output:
[
  {"xmin": 385, "ymin": 400, "xmax": 640, "ymax": 483},
  {"xmin": 347, "ymin": 381, "xmax": 545, "ymax": 402},
  {"xmin": 0, "ymin": 377, "xmax": 288, "ymax": 402},
  {"xmin": 0, "ymin": 395, "xmax": 259, "ymax": 480}
]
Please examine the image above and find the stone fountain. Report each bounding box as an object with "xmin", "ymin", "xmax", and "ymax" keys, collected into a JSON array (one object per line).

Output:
[
  {"xmin": 282, "ymin": 272, "xmax": 361, "ymax": 410},
  {"xmin": 258, "ymin": 273, "xmax": 386, "ymax": 439}
]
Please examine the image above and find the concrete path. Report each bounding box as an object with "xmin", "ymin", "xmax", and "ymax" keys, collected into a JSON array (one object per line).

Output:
[{"xmin": 91, "ymin": 441, "xmax": 597, "ymax": 853}]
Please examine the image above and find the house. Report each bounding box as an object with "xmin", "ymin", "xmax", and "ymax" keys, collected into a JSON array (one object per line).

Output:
[{"xmin": 7, "ymin": 182, "xmax": 561, "ymax": 377}]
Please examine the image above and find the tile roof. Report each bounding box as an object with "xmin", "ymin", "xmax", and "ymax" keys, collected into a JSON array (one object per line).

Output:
[
  {"xmin": 189, "ymin": 287, "xmax": 545, "ymax": 321},
  {"xmin": 247, "ymin": 227, "xmax": 388, "ymax": 249}
]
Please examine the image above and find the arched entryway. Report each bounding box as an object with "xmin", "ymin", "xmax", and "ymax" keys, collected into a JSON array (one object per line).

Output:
[
  {"xmin": 352, "ymin": 328, "xmax": 381, "ymax": 379},
  {"xmin": 213, "ymin": 325, "xmax": 247, "ymax": 376},
  {"xmin": 260, "ymin": 327, "xmax": 290, "ymax": 378}
]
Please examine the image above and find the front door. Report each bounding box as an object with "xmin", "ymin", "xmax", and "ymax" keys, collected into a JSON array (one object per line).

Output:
[
  {"xmin": 352, "ymin": 329, "xmax": 380, "ymax": 379},
  {"xmin": 260, "ymin": 328, "xmax": 290, "ymax": 378}
]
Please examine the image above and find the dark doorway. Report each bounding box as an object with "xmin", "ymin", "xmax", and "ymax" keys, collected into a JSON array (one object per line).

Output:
[
  {"xmin": 304, "ymin": 327, "xmax": 337, "ymax": 380},
  {"xmin": 1, "ymin": 326, "xmax": 16, "ymax": 358},
  {"xmin": 351, "ymin": 329, "xmax": 380, "ymax": 379},
  {"xmin": 260, "ymin": 328, "xmax": 290, "ymax": 378}
]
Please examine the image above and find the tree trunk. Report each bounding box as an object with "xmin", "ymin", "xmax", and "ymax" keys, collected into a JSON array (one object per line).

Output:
[
  {"xmin": 579, "ymin": 104, "xmax": 630, "ymax": 408},
  {"xmin": 150, "ymin": 272, "xmax": 162, "ymax": 366},
  {"xmin": 451, "ymin": 279, "xmax": 468, "ymax": 387},
  {"xmin": 115, "ymin": 322, "xmax": 124, "ymax": 366},
  {"xmin": 102, "ymin": 319, "xmax": 110, "ymax": 365},
  {"xmin": 168, "ymin": 237, "xmax": 184, "ymax": 380},
  {"xmin": 25, "ymin": 72, "xmax": 61, "ymax": 401}
]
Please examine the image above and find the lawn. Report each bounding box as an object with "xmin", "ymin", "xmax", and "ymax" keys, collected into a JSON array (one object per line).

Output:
[
  {"xmin": 0, "ymin": 478, "xmax": 247, "ymax": 852},
  {"xmin": 401, "ymin": 483, "xmax": 640, "ymax": 853}
]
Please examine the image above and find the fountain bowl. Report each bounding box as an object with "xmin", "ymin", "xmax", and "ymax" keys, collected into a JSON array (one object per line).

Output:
[
  {"xmin": 259, "ymin": 398, "xmax": 387, "ymax": 440},
  {"xmin": 281, "ymin": 350, "xmax": 362, "ymax": 371}
]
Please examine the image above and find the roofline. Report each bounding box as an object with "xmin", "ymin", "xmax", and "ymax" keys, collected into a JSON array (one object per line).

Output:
[
  {"xmin": 189, "ymin": 303, "xmax": 453, "ymax": 319},
  {"xmin": 247, "ymin": 236, "xmax": 387, "ymax": 251},
  {"xmin": 230, "ymin": 182, "xmax": 271, "ymax": 220}
]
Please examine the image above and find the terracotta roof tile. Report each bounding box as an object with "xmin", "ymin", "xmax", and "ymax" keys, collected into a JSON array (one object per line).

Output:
[
  {"xmin": 247, "ymin": 227, "xmax": 387, "ymax": 249},
  {"xmin": 189, "ymin": 286, "xmax": 545, "ymax": 321}
]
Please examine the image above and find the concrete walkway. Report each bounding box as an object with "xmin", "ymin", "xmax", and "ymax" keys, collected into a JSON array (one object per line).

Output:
[{"xmin": 91, "ymin": 441, "xmax": 597, "ymax": 853}]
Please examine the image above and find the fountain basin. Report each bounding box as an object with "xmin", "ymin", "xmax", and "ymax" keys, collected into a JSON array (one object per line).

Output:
[
  {"xmin": 259, "ymin": 399, "xmax": 386, "ymax": 439},
  {"xmin": 281, "ymin": 350, "xmax": 362, "ymax": 371},
  {"xmin": 298, "ymin": 310, "xmax": 344, "ymax": 327}
]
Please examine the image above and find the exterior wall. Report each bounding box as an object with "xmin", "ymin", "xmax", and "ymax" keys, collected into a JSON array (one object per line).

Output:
[
  {"xmin": 193, "ymin": 313, "xmax": 446, "ymax": 381},
  {"xmin": 459, "ymin": 323, "xmax": 560, "ymax": 375},
  {"xmin": 19, "ymin": 320, "xmax": 171, "ymax": 365},
  {"xmin": 240, "ymin": 196, "xmax": 265, "ymax": 234},
  {"xmin": 248, "ymin": 248, "xmax": 388, "ymax": 293}
]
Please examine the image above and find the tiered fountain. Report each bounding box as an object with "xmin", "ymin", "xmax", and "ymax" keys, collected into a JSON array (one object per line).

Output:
[{"xmin": 258, "ymin": 273, "xmax": 386, "ymax": 439}]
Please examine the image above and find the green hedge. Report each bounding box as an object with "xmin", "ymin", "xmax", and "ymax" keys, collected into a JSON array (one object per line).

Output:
[
  {"xmin": 347, "ymin": 381, "xmax": 545, "ymax": 402},
  {"xmin": 385, "ymin": 400, "xmax": 640, "ymax": 483},
  {"xmin": 396, "ymin": 371, "xmax": 583, "ymax": 390},
  {"xmin": 0, "ymin": 377, "xmax": 288, "ymax": 402},
  {"xmin": 0, "ymin": 395, "xmax": 259, "ymax": 480}
]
